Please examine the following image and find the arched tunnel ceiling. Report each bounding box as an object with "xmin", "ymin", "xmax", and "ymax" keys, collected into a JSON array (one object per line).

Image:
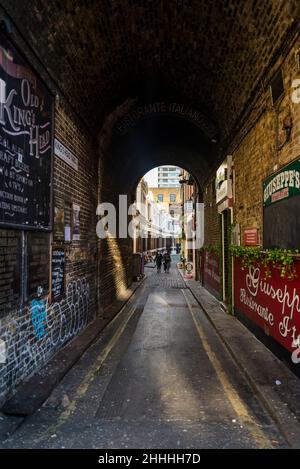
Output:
[
  {"xmin": 107, "ymin": 109, "xmax": 221, "ymax": 191},
  {"xmin": 2, "ymin": 0, "xmax": 300, "ymax": 134},
  {"xmin": 2, "ymin": 0, "xmax": 300, "ymax": 186}
]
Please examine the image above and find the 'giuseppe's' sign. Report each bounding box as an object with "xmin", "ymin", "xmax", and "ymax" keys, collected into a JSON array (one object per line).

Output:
[
  {"xmin": 263, "ymin": 159, "xmax": 300, "ymax": 207},
  {"xmin": 234, "ymin": 258, "xmax": 300, "ymax": 352}
]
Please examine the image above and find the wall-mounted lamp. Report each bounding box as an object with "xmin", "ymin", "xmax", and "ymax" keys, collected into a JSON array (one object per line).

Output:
[
  {"xmin": 277, "ymin": 114, "xmax": 293, "ymax": 150},
  {"xmin": 283, "ymin": 115, "xmax": 293, "ymax": 136},
  {"xmin": 179, "ymin": 175, "xmax": 194, "ymax": 185}
]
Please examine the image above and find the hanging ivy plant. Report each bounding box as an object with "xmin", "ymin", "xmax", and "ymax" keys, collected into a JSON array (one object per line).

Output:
[
  {"xmin": 229, "ymin": 245, "xmax": 299, "ymax": 280},
  {"xmin": 201, "ymin": 244, "xmax": 222, "ymax": 256}
]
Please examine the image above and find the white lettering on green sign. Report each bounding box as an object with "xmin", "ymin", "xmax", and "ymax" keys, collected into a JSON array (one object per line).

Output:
[{"xmin": 263, "ymin": 159, "xmax": 300, "ymax": 206}]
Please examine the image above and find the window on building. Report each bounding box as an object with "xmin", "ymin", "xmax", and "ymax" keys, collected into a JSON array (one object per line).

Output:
[
  {"xmin": 157, "ymin": 194, "xmax": 163, "ymax": 202},
  {"xmin": 169, "ymin": 194, "xmax": 176, "ymax": 202},
  {"xmin": 270, "ymin": 69, "xmax": 284, "ymax": 105}
]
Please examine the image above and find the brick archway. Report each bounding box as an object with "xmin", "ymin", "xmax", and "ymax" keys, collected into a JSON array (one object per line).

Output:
[{"xmin": 97, "ymin": 106, "xmax": 208, "ymax": 308}]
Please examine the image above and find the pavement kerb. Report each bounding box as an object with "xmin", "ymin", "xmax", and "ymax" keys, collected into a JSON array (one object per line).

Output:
[{"xmin": 179, "ymin": 270, "xmax": 300, "ymax": 449}]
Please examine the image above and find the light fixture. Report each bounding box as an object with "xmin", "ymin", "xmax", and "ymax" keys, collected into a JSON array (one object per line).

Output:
[
  {"xmin": 277, "ymin": 114, "xmax": 293, "ymax": 150},
  {"xmin": 187, "ymin": 175, "xmax": 194, "ymax": 185},
  {"xmin": 282, "ymin": 114, "xmax": 293, "ymax": 138}
]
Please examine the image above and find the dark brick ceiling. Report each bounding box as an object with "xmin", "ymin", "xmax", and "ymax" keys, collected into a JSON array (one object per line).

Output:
[{"xmin": 1, "ymin": 0, "xmax": 300, "ymax": 144}]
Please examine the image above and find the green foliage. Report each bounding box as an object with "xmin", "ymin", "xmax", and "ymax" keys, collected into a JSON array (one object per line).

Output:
[
  {"xmin": 229, "ymin": 245, "xmax": 299, "ymax": 280},
  {"xmin": 201, "ymin": 244, "xmax": 222, "ymax": 256}
]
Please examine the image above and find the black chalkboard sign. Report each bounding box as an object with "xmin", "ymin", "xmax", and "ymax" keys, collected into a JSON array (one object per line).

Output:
[
  {"xmin": 263, "ymin": 195, "xmax": 300, "ymax": 249},
  {"xmin": 51, "ymin": 247, "xmax": 65, "ymax": 302},
  {"xmin": 0, "ymin": 229, "xmax": 21, "ymax": 315},
  {"xmin": 28, "ymin": 233, "xmax": 50, "ymax": 297},
  {"xmin": 0, "ymin": 35, "xmax": 53, "ymax": 230}
]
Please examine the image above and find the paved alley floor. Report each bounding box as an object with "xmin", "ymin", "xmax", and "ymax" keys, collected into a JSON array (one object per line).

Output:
[{"xmin": 0, "ymin": 258, "xmax": 291, "ymax": 448}]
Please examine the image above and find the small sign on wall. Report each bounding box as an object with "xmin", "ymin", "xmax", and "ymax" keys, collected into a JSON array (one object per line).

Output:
[
  {"xmin": 53, "ymin": 196, "xmax": 65, "ymax": 242},
  {"xmin": 72, "ymin": 204, "xmax": 80, "ymax": 241},
  {"xmin": 64, "ymin": 200, "xmax": 72, "ymax": 243},
  {"xmin": 51, "ymin": 247, "xmax": 65, "ymax": 302},
  {"xmin": 54, "ymin": 138, "xmax": 78, "ymax": 171},
  {"xmin": 243, "ymin": 228, "xmax": 259, "ymax": 246}
]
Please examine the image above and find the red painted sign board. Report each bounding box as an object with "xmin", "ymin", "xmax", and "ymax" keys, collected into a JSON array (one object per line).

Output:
[
  {"xmin": 243, "ymin": 228, "xmax": 258, "ymax": 246},
  {"xmin": 203, "ymin": 251, "xmax": 221, "ymax": 299},
  {"xmin": 234, "ymin": 258, "xmax": 300, "ymax": 353}
]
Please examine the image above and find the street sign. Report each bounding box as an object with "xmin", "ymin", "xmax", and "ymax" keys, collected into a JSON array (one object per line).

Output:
[{"xmin": 243, "ymin": 228, "xmax": 258, "ymax": 246}]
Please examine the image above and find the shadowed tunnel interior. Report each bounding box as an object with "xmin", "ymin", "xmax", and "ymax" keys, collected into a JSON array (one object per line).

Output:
[
  {"xmin": 105, "ymin": 109, "xmax": 220, "ymax": 193},
  {"xmin": 0, "ymin": 0, "xmax": 299, "ymax": 308},
  {"xmin": 2, "ymin": 0, "xmax": 300, "ymax": 186},
  {"xmin": 3, "ymin": 3, "xmax": 300, "ymax": 436},
  {"xmin": 4, "ymin": 0, "xmax": 292, "ymax": 308}
]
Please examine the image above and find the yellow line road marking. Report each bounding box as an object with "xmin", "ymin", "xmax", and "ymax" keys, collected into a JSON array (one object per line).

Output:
[
  {"xmin": 35, "ymin": 301, "xmax": 140, "ymax": 443},
  {"xmin": 181, "ymin": 289, "xmax": 272, "ymax": 449},
  {"xmin": 58, "ymin": 306, "xmax": 137, "ymax": 421}
]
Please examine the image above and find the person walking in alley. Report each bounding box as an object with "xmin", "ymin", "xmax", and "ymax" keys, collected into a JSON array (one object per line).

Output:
[
  {"xmin": 163, "ymin": 250, "xmax": 171, "ymax": 273},
  {"xmin": 154, "ymin": 250, "xmax": 163, "ymax": 273}
]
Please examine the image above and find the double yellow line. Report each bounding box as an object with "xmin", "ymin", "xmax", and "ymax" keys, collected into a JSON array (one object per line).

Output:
[
  {"xmin": 35, "ymin": 298, "xmax": 141, "ymax": 444},
  {"xmin": 181, "ymin": 288, "xmax": 273, "ymax": 449}
]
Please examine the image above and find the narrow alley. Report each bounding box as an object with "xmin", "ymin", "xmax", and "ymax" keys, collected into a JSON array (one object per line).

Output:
[
  {"xmin": 1, "ymin": 0, "xmax": 300, "ymax": 457},
  {"xmin": 0, "ymin": 257, "xmax": 297, "ymax": 449}
]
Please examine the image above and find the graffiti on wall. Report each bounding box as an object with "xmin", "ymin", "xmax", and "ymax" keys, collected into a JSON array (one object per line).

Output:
[
  {"xmin": 31, "ymin": 299, "xmax": 47, "ymax": 340},
  {"xmin": 0, "ymin": 278, "xmax": 91, "ymax": 398}
]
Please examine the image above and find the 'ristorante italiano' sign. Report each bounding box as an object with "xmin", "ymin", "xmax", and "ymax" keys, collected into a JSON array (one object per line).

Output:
[
  {"xmin": 234, "ymin": 258, "xmax": 300, "ymax": 353},
  {"xmin": 263, "ymin": 159, "xmax": 300, "ymax": 207}
]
